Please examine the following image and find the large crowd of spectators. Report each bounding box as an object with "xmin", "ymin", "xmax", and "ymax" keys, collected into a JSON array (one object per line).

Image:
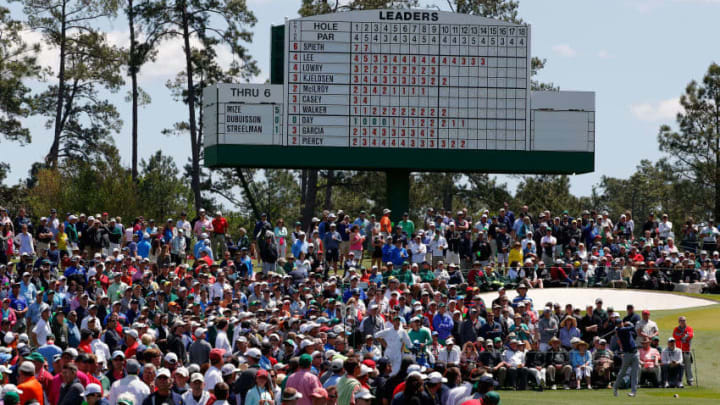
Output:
[{"xmin": 0, "ymin": 205, "xmax": 704, "ymax": 405}]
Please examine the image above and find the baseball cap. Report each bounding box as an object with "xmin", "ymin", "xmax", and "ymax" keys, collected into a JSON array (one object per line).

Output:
[
  {"xmin": 311, "ymin": 388, "xmax": 329, "ymax": 399},
  {"xmin": 156, "ymin": 368, "xmax": 171, "ymax": 379},
  {"xmin": 484, "ymin": 391, "xmax": 501, "ymax": 405},
  {"xmin": 164, "ymin": 352, "xmax": 178, "ymax": 364},
  {"xmin": 426, "ymin": 371, "xmax": 447, "ymax": 384},
  {"xmin": 281, "ymin": 388, "xmax": 303, "ymax": 401},
  {"xmin": 79, "ymin": 383, "xmax": 100, "ymax": 396},
  {"xmin": 221, "ymin": 364, "xmax": 240, "ymax": 376},
  {"xmin": 210, "ymin": 348, "xmax": 225, "ymax": 362},
  {"xmin": 191, "ymin": 373, "xmax": 204, "ymax": 383},
  {"xmin": 244, "ymin": 348, "xmax": 262, "ymax": 360},
  {"xmin": 299, "ymin": 353, "xmax": 312, "ymax": 367},
  {"xmin": 0, "ymin": 385, "xmax": 22, "ymax": 396},
  {"xmin": 354, "ymin": 390, "xmax": 375, "ymax": 401},
  {"xmin": 126, "ymin": 359, "xmax": 141, "ymax": 374},
  {"xmin": 18, "ymin": 361, "xmax": 35, "ymax": 374},
  {"xmin": 3, "ymin": 391, "xmax": 20, "ymax": 405}
]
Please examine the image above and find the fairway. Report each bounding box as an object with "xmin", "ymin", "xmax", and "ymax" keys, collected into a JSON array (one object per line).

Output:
[{"xmin": 500, "ymin": 296, "xmax": 720, "ymax": 404}]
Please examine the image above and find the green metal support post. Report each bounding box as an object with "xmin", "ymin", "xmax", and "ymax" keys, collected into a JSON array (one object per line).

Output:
[{"xmin": 386, "ymin": 169, "xmax": 411, "ymax": 224}]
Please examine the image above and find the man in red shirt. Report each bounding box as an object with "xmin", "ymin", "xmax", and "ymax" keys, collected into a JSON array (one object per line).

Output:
[
  {"xmin": 673, "ymin": 316, "xmax": 694, "ymax": 386},
  {"xmin": 124, "ymin": 329, "xmax": 139, "ymax": 359},
  {"xmin": 18, "ymin": 361, "xmax": 44, "ymax": 405},
  {"xmin": 211, "ymin": 211, "xmax": 229, "ymax": 259}
]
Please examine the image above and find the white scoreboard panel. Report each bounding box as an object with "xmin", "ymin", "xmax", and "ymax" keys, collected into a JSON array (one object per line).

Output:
[
  {"xmin": 203, "ymin": 84, "xmax": 283, "ymax": 146},
  {"xmin": 284, "ymin": 10, "xmax": 531, "ymax": 150}
]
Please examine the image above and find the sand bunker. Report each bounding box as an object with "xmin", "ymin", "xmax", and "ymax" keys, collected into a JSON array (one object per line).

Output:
[{"xmin": 478, "ymin": 288, "xmax": 716, "ymax": 311}]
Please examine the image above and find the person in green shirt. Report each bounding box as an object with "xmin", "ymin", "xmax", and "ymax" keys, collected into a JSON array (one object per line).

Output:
[
  {"xmin": 399, "ymin": 213, "xmax": 415, "ymax": 237},
  {"xmin": 397, "ymin": 262, "xmax": 414, "ymax": 285},
  {"xmin": 382, "ymin": 263, "xmax": 395, "ymax": 284},
  {"xmin": 419, "ymin": 263, "xmax": 435, "ymax": 282},
  {"xmin": 408, "ymin": 316, "xmax": 432, "ymax": 346},
  {"xmin": 336, "ymin": 358, "xmax": 362, "ymax": 405}
]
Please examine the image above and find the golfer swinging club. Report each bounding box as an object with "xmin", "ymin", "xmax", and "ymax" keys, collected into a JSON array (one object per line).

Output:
[{"xmin": 614, "ymin": 321, "xmax": 640, "ymax": 397}]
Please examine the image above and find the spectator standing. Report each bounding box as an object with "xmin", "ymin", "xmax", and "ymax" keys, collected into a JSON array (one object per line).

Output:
[
  {"xmin": 286, "ymin": 354, "xmax": 322, "ymax": 405},
  {"xmin": 672, "ymin": 316, "xmax": 694, "ymax": 386},
  {"xmin": 193, "ymin": 209, "xmax": 213, "ymax": 239}
]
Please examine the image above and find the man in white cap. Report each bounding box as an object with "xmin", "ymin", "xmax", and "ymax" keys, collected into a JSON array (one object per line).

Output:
[
  {"xmin": 354, "ymin": 390, "xmax": 375, "ymax": 405},
  {"xmin": 375, "ymin": 315, "xmax": 413, "ymax": 376},
  {"xmin": 30, "ymin": 303, "xmax": 52, "ymax": 347},
  {"xmin": 189, "ymin": 327, "xmax": 211, "ymax": 365},
  {"xmin": 83, "ymin": 384, "xmax": 103, "ymax": 405},
  {"xmin": 142, "ymin": 368, "xmax": 178, "ymax": 405},
  {"xmin": 183, "ymin": 373, "xmax": 211, "ymax": 405},
  {"xmin": 17, "ymin": 361, "xmax": 42, "ymax": 405},
  {"xmin": 437, "ymin": 338, "xmax": 461, "ymax": 366}
]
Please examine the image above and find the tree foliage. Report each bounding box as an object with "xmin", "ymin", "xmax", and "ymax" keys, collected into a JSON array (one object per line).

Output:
[
  {"xmin": 138, "ymin": 150, "xmax": 193, "ymax": 221},
  {"xmin": 0, "ymin": 6, "xmax": 42, "ymax": 148},
  {"xmin": 24, "ymin": 147, "xmax": 193, "ymax": 221},
  {"xmin": 15, "ymin": 0, "xmax": 124, "ymax": 166},
  {"xmin": 514, "ymin": 175, "xmax": 581, "ymax": 215},
  {"xmin": 299, "ymin": 0, "xmax": 417, "ymax": 16},
  {"xmin": 658, "ymin": 62, "xmax": 720, "ymax": 220}
]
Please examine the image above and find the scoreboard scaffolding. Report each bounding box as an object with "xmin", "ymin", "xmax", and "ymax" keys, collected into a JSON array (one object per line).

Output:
[{"xmin": 204, "ymin": 10, "xmax": 595, "ymax": 177}]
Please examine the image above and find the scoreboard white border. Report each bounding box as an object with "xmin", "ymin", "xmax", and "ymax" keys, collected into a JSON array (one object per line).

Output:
[{"xmin": 282, "ymin": 11, "xmax": 532, "ymax": 151}]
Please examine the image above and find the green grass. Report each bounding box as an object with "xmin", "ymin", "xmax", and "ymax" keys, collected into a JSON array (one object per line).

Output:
[{"xmin": 500, "ymin": 301, "xmax": 720, "ymax": 404}]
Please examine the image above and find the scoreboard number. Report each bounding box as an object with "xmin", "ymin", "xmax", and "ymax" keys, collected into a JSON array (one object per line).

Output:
[{"xmin": 284, "ymin": 10, "xmax": 531, "ymax": 150}]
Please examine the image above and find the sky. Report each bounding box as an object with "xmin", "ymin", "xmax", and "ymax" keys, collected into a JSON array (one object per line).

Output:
[{"xmin": 5, "ymin": 0, "xmax": 720, "ymax": 198}]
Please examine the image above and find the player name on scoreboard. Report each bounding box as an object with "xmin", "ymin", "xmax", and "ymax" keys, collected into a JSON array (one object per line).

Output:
[
  {"xmin": 203, "ymin": 84, "xmax": 283, "ymax": 146},
  {"xmin": 284, "ymin": 10, "xmax": 531, "ymax": 150}
]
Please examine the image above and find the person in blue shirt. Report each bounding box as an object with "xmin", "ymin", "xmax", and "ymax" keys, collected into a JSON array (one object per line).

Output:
[
  {"xmin": 19, "ymin": 272, "xmax": 37, "ymax": 304},
  {"xmin": 390, "ymin": 240, "xmax": 408, "ymax": 267},
  {"xmin": 570, "ymin": 340, "xmax": 593, "ymax": 390},
  {"xmin": 432, "ymin": 303, "xmax": 454, "ymax": 343},
  {"xmin": 9, "ymin": 283, "xmax": 28, "ymax": 315},
  {"xmin": 67, "ymin": 310, "xmax": 81, "ymax": 347},
  {"xmin": 614, "ymin": 321, "xmax": 640, "ymax": 397},
  {"xmin": 342, "ymin": 280, "xmax": 367, "ymax": 303},
  {"xmin": 37, "ymin": 336, "xmax": 62, "ymax": 373},
  {"xmin": 27, "ymin": 293, "xmax": 44, "ymax": 325},
  {"xmin": 197, "ymin": 240, "xmax": 214, "ymax": 261},
  {"xmin": 127, "ymin": 235, "xmax": 138, "ymax": 257},
  {"xmin": 235, "ymin": 248, "xmax": 253, "ymax": 279},
  {"xmin": 136, "ymin": 233, "xmax": 151, "ymax": 258},
  {"xmin": 63, "ymin": 257, "xmax": 85, "ymax": 279},
  {"xmin": 193, "ymin": 235, "xmax": 207, "ymax": 259},
  {"xmin": 381, "ymin": 237, "xmax": 394, "ymax": 263},
  {"xmin": 291, "ymin": 232, "xmax": 309, "ymax": 258},
  {"xmin": 368, "ymin": 266, "xmax": 383, "ymax": 285},
  {"xmin": 353, "ymin": 212, "xmax": 369, "ymax": 236},
  {"xmin": 511, "ymin": 285, "xmax": 533, "ymax": 310}
]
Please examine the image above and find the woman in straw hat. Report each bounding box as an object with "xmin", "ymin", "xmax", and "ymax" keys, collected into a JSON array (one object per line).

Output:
[
  {"xmin": 558, "ymin": 317, "xmax": 580, "ymax": 351},
  {"xmin": 570, "ymin": 340, "xmax": 593, "ymax": 390}
]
